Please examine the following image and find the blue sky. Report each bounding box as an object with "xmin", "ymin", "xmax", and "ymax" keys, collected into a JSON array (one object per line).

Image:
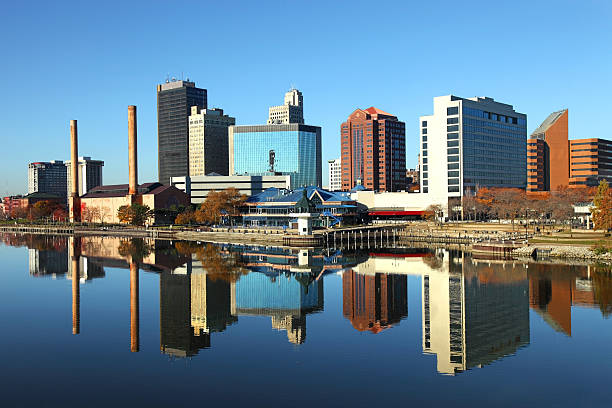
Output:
[{"xmin": 1, "ymin": 0, "xmax": 610, "ymax": 195}]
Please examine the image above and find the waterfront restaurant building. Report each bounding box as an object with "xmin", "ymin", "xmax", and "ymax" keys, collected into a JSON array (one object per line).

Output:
[
  {"xmin": 241, "ymin": 187, "xmax": 359, "ymax": 227},
  {"xmin": 419, "ymin": 95, "xmax": 527, "ymax": 207}
]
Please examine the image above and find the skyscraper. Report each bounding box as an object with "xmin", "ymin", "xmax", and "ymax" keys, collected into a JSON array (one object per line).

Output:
[
  {"xmin": 28, "ymin": 161, "xmax": 67, "ymax": 199},
  {"xmin": 419, "ymin": 95, "xmax": 527, "ymax": 203},
  {"xmin": 267, "ymin": 88, "xmax": 304, "ymax": 124},
  {"xmin": 328, "ymin": 158, "xmax": 342, "ymax": 191},
  {"xmin": 340, "ymin": 107, "xmax": 406, "ymax": 192},
  {"xmin": 188, "ymin": 107, "xmax": 235, "ymax": 176},
  {"xmin": 157, "ymin": 79, "xmax": 207, "ymax": 185},
  {"xmin": 527, "ymin": 109, "xmax": 569, "ymax": 192},
  {"xmin": 229, "ymin": 124, "xmax": 322, "ymax": 189},
  {"xmin": 65, "ymin": 156, "xmax": 104, "ymax": 198}
]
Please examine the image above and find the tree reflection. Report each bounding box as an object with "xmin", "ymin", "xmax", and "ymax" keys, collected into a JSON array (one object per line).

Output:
[
  {"xmin": 174, "ymin": 242, "xmax": 248, "ymax": 283},
  {"xmin": 591, "ymin": 264, "xmax": 612, "ymax": 318}
]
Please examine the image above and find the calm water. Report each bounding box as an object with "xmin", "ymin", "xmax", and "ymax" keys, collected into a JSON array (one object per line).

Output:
[{"xmin": 1, "ymin": 234, "xmax": 611, "ymax": 407}]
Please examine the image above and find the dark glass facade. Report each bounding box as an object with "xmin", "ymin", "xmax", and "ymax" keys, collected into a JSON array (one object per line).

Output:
[
  {"xmin": 461, "ymin": 105, "xmax": 527, "ymax": 191},
  {"xmin": 157, "ymin": 81, "xmax": 207, "ymax": 185}
]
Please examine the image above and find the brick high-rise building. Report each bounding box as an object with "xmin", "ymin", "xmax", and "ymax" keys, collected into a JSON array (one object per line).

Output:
[
  {"xmin": 527, "ymin": 109, "xmax": 569, "ymax": 192},
  {"xmin": 340, "ymin": 107, "xmax": 406, "ymax": 192},
  {"xmin": 527, "ymin": 109, "xmax": 612, "ymax": 190},
  {"xmin": 569, "ymin": 138, "xmax": 612, "ymax": 187}
]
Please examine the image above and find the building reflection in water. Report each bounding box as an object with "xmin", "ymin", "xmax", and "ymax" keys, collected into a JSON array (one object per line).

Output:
[
  {"xmin": 528, "ymin": 263, "xmax": 601, "ymax": 336},
  {"xmin": 422, "ymin": 252, "xmax": 530, "ymax": 375},
  {"xmin": 9, "ymin": 232, "xmax": 612, "ymax": 370},
  {"xmin": 233, "ymin": 272, "xmax": 323, "ymax": 344},
  {"xmin": 342, "ymin": 270, "xmax": 407, "ymax": 333}
]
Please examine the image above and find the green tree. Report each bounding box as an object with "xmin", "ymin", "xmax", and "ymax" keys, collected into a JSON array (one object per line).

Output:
[
  {"xmin": 117, "ymin": 203, "xmax": 152, "ymax": 226},
  {"xmin": 591, "ymin": 180, "xmax": 612, "ymax": 231}
]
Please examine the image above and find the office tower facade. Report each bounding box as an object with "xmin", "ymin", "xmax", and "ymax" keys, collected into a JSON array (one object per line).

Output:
[
  {"xmin": 527, "ymin": 109, "xmax": 569, "ymax": 192},
  {"xmin": 569, "ymin": 138, "xmax": 612, "ymax": 187},
  {"xmin": 65, "ymin": 156, "xmax": 104, "ymax": 198},
  {"xmin": 419, "ymin": 95, "xmax": 527, "ymax": 202},
  {"xmin": 328, "ymin": 158, "xmax": 342, "ymax": 191},
  {"xmin": 28, "ymin": 161, "xmax": 68, "ymax": 199},
  {"xmin": 340, "ymin": 107, "xmax": 406, "ymax": 192},
  {"xmin": 157, "ymin": 80, "xmax": 207, "ymax": 185},
  {"xmin": 267, "ymin": 88, "xmax": 304, "ymax": 124},
  {"xmin": 229, "ymin": 124, "xmax": 322, "ymax": 188},
  {"xmin": 188, "ymin": 107, "xmax": 235, "ymax": 176}
]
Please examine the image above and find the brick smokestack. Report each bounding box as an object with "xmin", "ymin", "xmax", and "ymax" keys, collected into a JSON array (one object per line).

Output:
[
  {"xmin": 70, "ymin": 120, "xmax": 79, "ymax": 196},
  {"xmin": 69, "ymin": 120, "xmax": 81, "ymax": 222},
  {"xmin": 128, "ymin": 106, "xmax": 138, "ymax": 195}
]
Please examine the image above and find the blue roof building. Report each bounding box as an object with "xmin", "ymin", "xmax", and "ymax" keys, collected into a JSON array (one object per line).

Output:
[{"xmin": 241, "ymin": 186, "xmax": 363, "ymax": 227}]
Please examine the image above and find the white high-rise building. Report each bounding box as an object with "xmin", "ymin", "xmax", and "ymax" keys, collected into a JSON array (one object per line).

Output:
[
  {"xmin": 267, "ymin": 89, "xmax": 304, "ymax": 124},
  {"xmin": 419, "ymin": 95, "xmax": 527, "ymax": 209},
  {"xmin": 65, "ymin": 156, "xmax": 104, "ymax": 198},
  {"xmin": 188, "ymin": 106, "xmax": 235, "ymax": 176},
  {"xmin": 328, "ymin": 158, "xmax": 342, "ymax": 191}
]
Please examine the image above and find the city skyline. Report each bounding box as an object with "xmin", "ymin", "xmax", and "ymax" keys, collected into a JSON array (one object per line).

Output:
[{"xmin": 1, "ymin": 1, "xmax": 611, "ymax": 195}]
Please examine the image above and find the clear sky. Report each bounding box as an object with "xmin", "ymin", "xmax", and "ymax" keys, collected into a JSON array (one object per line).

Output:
[{"xmin": 1, "ymin": 0, "xmax": 610, "ymax": 195}]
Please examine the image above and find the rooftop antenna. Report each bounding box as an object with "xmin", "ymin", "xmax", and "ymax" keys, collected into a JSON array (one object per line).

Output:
[{"xmin": 165, "ymin": 73, "xmax": 170, "ymax": 83}]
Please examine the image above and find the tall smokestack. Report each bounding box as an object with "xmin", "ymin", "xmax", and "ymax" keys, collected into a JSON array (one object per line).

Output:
[
  {"xmin": 128, "ymin": 106, "xmax": 138, "ymax": 195},
  {"xmin": 69, "ymin": 120, "xmax": 80, "ymax": 222},
  {"xmin": 70, "ymin": 120, "xmax": 78, "ymax": 196}
]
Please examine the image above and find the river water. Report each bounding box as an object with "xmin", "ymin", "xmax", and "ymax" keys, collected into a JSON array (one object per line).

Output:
[{"xmin": 1, "ymin": 234, "xmax": 610, "ymax": 407}]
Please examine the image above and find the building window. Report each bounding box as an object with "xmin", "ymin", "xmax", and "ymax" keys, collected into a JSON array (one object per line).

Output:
[
  {"xmin": 447, "ymin": 133, "xmax": 459, "ymax": 140},
  {"xmin": 423, "ymin": 143, "xmax": 428, "ymax": 149},
  {"xmin": 448, "ymin": 148, "xmax": 459, "ymax": 155},
  {"xmin": 448, "ymin": 155, "xmax": 459, "ymax": 162},
  {"xmin": 422, "ymin": 128, "xmax": 428, "ymax": 135},
  {"xmin": 422, "ymin": 121, "xmax": 427, "ymax": 127},
  {"xmin": 422, "ymin": 136, "xmax": 427, "ymax": 142},
  {"xmin": 423, "ymin": 172, "xmax": 428, "ymax": 179},
  {"xmin": 423, "ymin": 165, "xmax": 428, "ymax": 171},
  {"xmin": 423, "ymin": 180, "xmax": 428, "ymax": 186},
  {"xmin": 448, "ymin": 186, "xmax": 460, "ymax": 192},
  {"xmin": 447, "ymin": 117, "xmax": 459, "ymax": 124},
  {"xmin": 423, "ymin": 187, "xmax": 428, "ymax": 193},
  {"xmin": 448, "ymin": 171, "xmax": 459, "ymax": 177},
  {"xmin": 447, "ymin": 125, "xmax": 459, "ymax": 132},
  {"xmin": 447, "ymin": 140, "xmax": 459, "ymax": 147},
  {"xmin": 423, "ymin": 150, "xmax": 428, "ymax": 156},
  {"xmin": 447, "ymin": 107, "xmax": 459, "ymax": 115}
]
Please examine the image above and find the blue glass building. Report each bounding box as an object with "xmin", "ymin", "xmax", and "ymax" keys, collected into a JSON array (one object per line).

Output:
[{"xmin": 229, "ymin": 124, "xmax": 322, "ymax": 189}]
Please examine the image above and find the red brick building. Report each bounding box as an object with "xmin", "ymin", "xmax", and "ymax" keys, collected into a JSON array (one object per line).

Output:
[{"xmin": 340, "ymin": 107, "xmax": 406, "ymax": 192}]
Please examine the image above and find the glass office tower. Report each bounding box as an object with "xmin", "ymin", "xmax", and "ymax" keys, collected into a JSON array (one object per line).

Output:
[
  {"xmin": 157, "ymin": 80, "xmax": 207, "ymax": 185},
  {"xmin": 229, "ymin": 124, "xmax": 322, "ymax": 189}
]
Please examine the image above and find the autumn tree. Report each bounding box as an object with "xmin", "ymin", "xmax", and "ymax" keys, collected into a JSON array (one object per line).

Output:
[
  {"xmin": 175, "ymin": 209, "xmax": 196, "ymax": 225},
  {"xmin": 194, "ymin": 188, "xmax": 247, "ymax": 226},
  {"xmin": 117, "ymin": 203, "xmax": 152, "ymax": 226},
  {"xmin": 591, "ymin": 180, "xmax": 612, "ymax": 231}
]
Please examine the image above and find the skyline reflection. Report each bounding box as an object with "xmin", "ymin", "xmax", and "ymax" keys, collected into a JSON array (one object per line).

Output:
[{"xmin": 4, "ymin": 233, "xmax": 611, "ymax": 375}]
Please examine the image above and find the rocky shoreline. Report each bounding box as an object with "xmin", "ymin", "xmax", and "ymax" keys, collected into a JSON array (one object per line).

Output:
[{"xmin": 512, "ymin": 245, "xmax": 612, "ymax": 262}]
